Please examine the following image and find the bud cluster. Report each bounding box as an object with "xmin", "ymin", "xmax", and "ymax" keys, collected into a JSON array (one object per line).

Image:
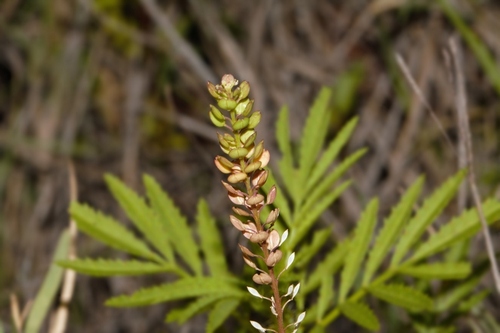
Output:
[{"xmin": 208, "ymin": 75, "xmax": 303, "ymax": 332}]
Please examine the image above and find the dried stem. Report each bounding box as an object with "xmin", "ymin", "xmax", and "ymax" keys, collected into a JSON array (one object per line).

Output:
[{"xmin": 449, "ymin": 37, "xmax": 500, "ymax": 294}]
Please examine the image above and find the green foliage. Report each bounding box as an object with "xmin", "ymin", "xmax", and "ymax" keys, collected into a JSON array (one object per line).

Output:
[
  {"xmin": 25, "ymin": 230, "xmax": 70, "ymax": 333},
  {"xmin": 62, "ymin": 86, "xmax": 500, "ymax": 332}
]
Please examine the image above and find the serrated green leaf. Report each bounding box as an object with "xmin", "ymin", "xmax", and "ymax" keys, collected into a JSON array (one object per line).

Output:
[
  {"xmin": 25, "ymin": 230, "xmax": 70, "ymax": 333},
  {"xmin": 196, "ymin": 199, "xmax": 229, "ymax": 277},
  {"xmin": 363, "ymin": 177, "xmax": 424, "ymax": 285},
  {"xmin": 410, "ymin": 199, "xmax": 500, "ymax": 263},
  {"xmin": 105, "ymin": 174, "xmax": 173, "ymax": 262},
  {"xmin": 434, "ymin": 275, "xmax": 482, "ymax": 312},
  {"xmin": 57, "ymin": 258, "xmax": 182, "ymax": 276},
  {"xmin": 276, "ymin": 105, "xmax": 295, "ymax": 194},
  {"xmin": 457, "ymin": 289, "xmax": 490, "ymax": 312},
  {"xmin": 298, "ymin": 148, "xmax": 366, "ymax": 223},
  {"xmin": 306, "ymin": 117, "xmax": 359, "ymax": 193},
  {"xmin": 340, "ymin": 301, "xmax": 380, "ymax": 331},
  {"xmin": 289, "ymin": 180, "xmax": 351, "ymax": 250},
  {"xmin": 144, "ymin": 175, "xmax": 202, "ymax": 275},
  {"xmin": 298, "ymin": 87, "xmax": 333, "ymax": 204},
  {"xmin": 166, "ymin": 294, "xmax": 229, "ymax": 324},
  {"xmin": 398, "ymin": 262, "xmax": 471, "ymax": 280},
  {"xmin": 262, "ymin": 170, "xmax": 292, "ymax": 227},
  {"xmin": 391, "ymin": 170, "xmax": 466, "ymax": 266},
  {"xmin": 339, "ymin": 198, "xmax": 378, "ymax": 302},
  {"xmin": 206, "ymin": 298, "xmax": 240, "ymax": 333},
  {"xmin": 304, "ymin": 240, "xmax": 349, "ymax": 295},
  {"xmin": 368, "ymin": 283, "xmax": 433, "ymax": 312},
  {"xmin": 316, "ymin": 275, "xmax": 334, "ymax": 322},
  {"xmin": 70, "ymin": 202, "xmax": 162, "ymax": 263},
  {"xmin": 295, "ymin": 229, "xmax": 331, "ymax": 269},
  {"xmin": 105, "ymin": 277, "xmax": 242, "ymax": 307}
]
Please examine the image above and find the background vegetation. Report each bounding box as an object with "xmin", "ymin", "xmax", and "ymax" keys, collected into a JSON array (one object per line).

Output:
[{"xmin": 1, "ymin": 0, "xmax": 500, "ymax": 332}]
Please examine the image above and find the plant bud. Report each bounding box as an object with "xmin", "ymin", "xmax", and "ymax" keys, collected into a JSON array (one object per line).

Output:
[
  {"xmin": 229, "ymin": 147, "xmax": 249, "ymax": 159},
  {"xmin": 248, "ymin": 111, "xmax": 262, "ymax": 129},
  {"xmin": 238, "ymin": 244, "xmax": 256, "ymax": 257},
  {"xmin": 235, "ymin": 99, "xmax": 251, "ymax": 116},
  {"xmin": 251, "ymin": 169, "xmax": 268, "ymax": 187},
  {"xmin": 242, "ymin": 131, "xmax": 257, "ymax": 148},
  {"xmin": 239, "ymin": 81, "xmax": 250, "ymax": 100},
  {"xmin": 233, "ymin": 118, "xmax": 249, "ymax": 131},
  {"xmin": 230, "ymin": 215, "xmax": 245, "ymax": 231},
  {"xmin": 217, "ymin": 133, "xmax": 230, "ymax": 149},
  {"xmin": 221, "ymin": 74, "xmax": 238, "ymax": 90},
  {"xmin": 244, "ymin": 161, "xmax": 262, "ymax": 173},
  {"xmin": 266, "ymin": 185, "xmax": 277, "ymax": 204},
  {"xmin": 214, "ymin": 156, "xmax": 233, "ymax": 174},
  {"xmin": 223, "ymin": 134, "xmax": 235, "ymax": 143},
  {"xmin": 250, "ymin": 231, "xmax": 269, "ymax": 243},
  {"xmin": 253, "ymin": 141, "xmax": 264, "ymax": 160},
  {"xmin": 207, "ymin": 82, "xmax": 220, "ymax": 99},
  {"xmin": 209, "ymin": 110, "xmax": 225, "ymax": 127},
  {"xmin": 265, "ymin": 209, "xmax": 280, "ymax": 225},
  {"xmin": 246, "ymin": 193, "xmax": 265, "ymax": 206},
  {"xmin": 228, "ymin": 172, "xmax": 248, "ymax": 183},
  {"xmin": 253, "ymin": 273, "xmax": 272, "ymax": 285},
  {"xmin": 243, "ymin": 257, "xmax": 257, "ymax": 270},
  {"xmin": 232, "ymin": 207, "xmax": 252, "ymax": 216},
  {"xmin": 218, "ymin": 99, "xmax": 237, "ymax": 111},
  {"xmin": 266, "ymin": 250, "xmax": 283, "ymax": 267},
  {"xmin": 210, "ymin": 105, "xmax": 224, "ymax": 120},
  {"xmin": 242, "ymin": 99, "xmax": 254, "ymax": 116}
]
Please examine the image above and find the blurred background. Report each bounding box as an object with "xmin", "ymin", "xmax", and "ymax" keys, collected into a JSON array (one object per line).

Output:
[{"xmin": 1, "ymin": 0, "xmax": 500, "ymax": 332}]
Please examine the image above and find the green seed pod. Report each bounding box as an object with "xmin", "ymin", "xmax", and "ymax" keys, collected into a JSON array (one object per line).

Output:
[
  {"xmin": 218, "ymin": 99, "xmax": 237, "ymax": 110},
  {"xmin": 244, "ymin": 161, "xmax": 262, "ymax": 173},
  {"xmin": 242, "ymin": 99, "xmax": 254, "ymax": 117},
  {"xmin": 223, "ymin": 133, "xmax": 235, "ymax": 143},
  {"xmin": 217, "ymin": 133, "xmax": 230, "ymax": 149},
  {"xmin": 253, "ymin": 141, "xmax": 264, "ymax": 160},
  {"xmin": 239, "ymin": 81, "xmax": 250, "ymax": 100},
  {"xmin": 229, "ymin": 147, "xmax": 249, "ymax": 159},
  {"xmin": 235, "ymin": 99, "xmax": 250, "ymax": 116},
  {"xmin": 209, "ymin": 110, "xmax": 225, "ymax": 127},
  {"xmin": 228, "ymin": 172, "xmax": 247, "ymax": 183},
  {"xmin": 233, "ymin": 118, "xmax": 249, "ymax": 131},
  {"xmin": 241, "ymin": 131, "xmax": 257, "ymax": 148},
  {"xmin": 216, "ymin": 156, "xmax": 234, "ymax": 169},
  {"xmin": 248, "ymin": 111, "xmax": 261, "ymax": 129},
  {"xmin": 210, "ymin": 105, "xmax": 224, "ymax": 121}
]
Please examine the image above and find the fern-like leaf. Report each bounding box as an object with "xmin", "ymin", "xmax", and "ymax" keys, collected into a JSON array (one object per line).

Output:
[
  {"xmin": 398, "ymin": 262, "xmax": 471, "ymax": 280},
  {"xmin": 304, "ymin": 240, "xmax": 349, "ymax": 295},
  {"xmin": 339, "ymin": 198, "xmax": 378, "ymax": 302},
  {"xmin": 316, "ymin": 275, "xmax": 334, "ymax": 322},
  {"xmin": 295, "ymin": 229, "xmax": 331, "ymax": 269},
  {"xmin": 105, "ymin": 174, "xmax": 174, "ymax": 262},
  {"xmin": 297, "ymin": 87, "xmax": 333, "ymax": 204},
  {"xmin": 340, "ymin": 301, "xmax": 380, "ymax": 331},
  {"xmin": 306, "ymin": 117, "xmax": 359, "ymax": 193},
  {"xmin": 70, "ymin": 202, "xmax": 163, "ymax": 263},
  {"xmin": 105, "ymin": 277, "xmax": 242, "ymax": 307},
  {"xmin": 144, "ymin": 175, "xmax": 202, "ymax": 275},
  {"xmin": 391, "ymin": 170, "xmax": 466, "ymax": 266},
  {"xmin": 276, "ymin": 105, "xmax": 295, "ymax": 194},
  {"xmin": 206, "ymin": 298, "xmax": 240, "ymax": 333},
  {"xmin": 410, "ymin": 198, "xmax": 500, "ymax": 263},
  {"xmin": 57, "ymin": 258, "xmax": 182, "ymax": 277},
  {"xmin": 433, "ymin": 275, "xmax": 482, "ymax": 312},
  {"xmin": 368, "ymin": 283, "xmax": 433, "ymax": 312},
  {"xmin": 363, "ymin": 176, "xmax": 424, "ymax": 285},
  {"xmin": 165, "ymin": 294, "xmax": 230, "ymax": 324},
  {"xmin": 290, "ymin": 180, "xmax": 351, "ymax": 250},
  {"xmin": 196, "ymin": 199, "xmax": 229, "ymax": 277}
]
